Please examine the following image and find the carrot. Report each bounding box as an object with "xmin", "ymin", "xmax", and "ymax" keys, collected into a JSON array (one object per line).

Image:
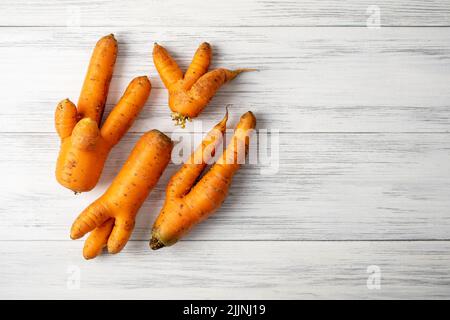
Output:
[
  {"xmin": 71, "ymin": 130, "xmax": 173, "ymax": 259},
  {"xmin": 83, "ymin": 219, "xmax": 115, "ymax": 260},
  {"xmin": 150, "ymin": 111, "xmax": 256, "ymax": 249},
  {"xmin": 77, "ymin": 34, "xmax": 117, "ymax": 125},
  {"xmin": 56, "ymin": 34, "xmax": 152, "ymax": 192},
  {"xmin": 153, "ymin": 42, "xmax": 254, "ymax": 127},
  {"xmin": 55, "ymin": 38, "xmax": 151, "ymax": 192},
  {"xmin": 56, "ymin": 75, "xmax": 151, "ymax": 192},
  {"xmin": 55, "ymin": 99, "xmax": 78, "ymax": 139}
]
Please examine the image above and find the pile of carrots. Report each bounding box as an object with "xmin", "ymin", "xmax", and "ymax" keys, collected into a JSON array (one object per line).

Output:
[{"xmin": 55, "ymin": 34, "xmax": 256, "ymax": 259}]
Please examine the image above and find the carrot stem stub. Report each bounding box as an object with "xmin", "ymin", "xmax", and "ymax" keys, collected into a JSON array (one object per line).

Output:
[{"xmin": 150, "ymin": 111, "xmax": 256, "ymax": 249}]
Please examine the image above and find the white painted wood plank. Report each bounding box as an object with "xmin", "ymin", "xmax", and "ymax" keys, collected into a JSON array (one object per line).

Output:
[
  {"xmin": 1, "ymin": 241, "xmax": 449, "ymax": 299},
  {"xmin": 1, "ymin": 0, "xmax": 449, "ymax": 27},
  {"xmin": 0, "ymin": 0, "xmax": 448, "ymax": 301},
  {"xmin": 1, "ymin": 27, "xmax": 449, "ymax": 133},
  {"xmin": 1, "ymin": 132, "xmax": 449, "ymax": 241}
]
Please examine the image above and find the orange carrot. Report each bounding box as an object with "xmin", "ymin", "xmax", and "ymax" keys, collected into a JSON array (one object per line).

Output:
[
  {"xmin": 77, "ymin": 34, "xmax": 117, "ymax": 125},
  {"xmin": 71, "ymin": 130, "xmax": 173, "ymax": 259},
  {"xmin": 83, "ymin": 219, "xmax": 115, "ymax": 260},
  {"xmin": 55, "ymin": 68, "xmax": 151, "ymax": 192},
  {"xmin": 55, "ymin": 34, "xmax": 152, "ymax": 192},
  {"xmin": 56, "ymin": 75, "xmax": 151, "ymax": 192},
  {"xmin": 55, "ymin": 99, "xmax": 78, "ymax": 139},
  {"xmin": 153, "ymin": 42, "xmax": 254, "ymax": 127},
  {"xmin": 150, "ymin": 111, "xmax": 256, "ymax": 249}
]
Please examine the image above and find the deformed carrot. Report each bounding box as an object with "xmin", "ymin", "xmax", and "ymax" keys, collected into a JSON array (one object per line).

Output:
[
  {"xmin": 55, "ymin": 34, "xmax": 152, "ymax": 193},
  {"xmin": 71, "ymin": 130, "xmax": 173, "ymax": 259},
  {"xmin": 55, "ymin": 71, "xmax": 151, "ymax": 192},
  {"xmin": 150, "ymin": 111, "xmax": 256, "ymax": 249},
  {"xmin": 153, "ymin": 42, "xmax": 254, "ymax": 127}
]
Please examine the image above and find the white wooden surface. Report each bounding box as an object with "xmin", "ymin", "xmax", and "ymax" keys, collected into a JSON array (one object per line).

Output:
[{"xmin": 1, "ymin": 0, "xmax": 450, "ymax": 299}]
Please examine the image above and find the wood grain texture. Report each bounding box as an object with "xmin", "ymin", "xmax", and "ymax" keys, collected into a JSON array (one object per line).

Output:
[
  {"xmin": 0, "ymin": 27, "xmax": 449, "ymax": 133},
  {"xmin": 1, "ymin": 0, "xmax": 450, "ymax": 300},
  {"xmin": 0, "ymin": 0, "xmax": 449, "ymax": 27},
  {"xmin": 1, "ymin": 132, "xmax": 449, "ymax": 241},
  {"xmin": 1, "ymin": 241, "xmax": 449, "ymax": 299}
]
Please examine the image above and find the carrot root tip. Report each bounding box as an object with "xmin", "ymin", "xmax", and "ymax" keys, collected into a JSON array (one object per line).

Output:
[
  {"xmin": 234, "ymin": 68, "xmax": 258, "ymax": 74},
  {"xmin": 150, "ymin": 237, "xmax": 165, "ymax": 250},
  {"xmin": 70, "ymin": 231, "xmax": 80, "ymax": 240},
  {"xmin": 83, "ymin": 252, "xmax": 96, "ymax": 260}
]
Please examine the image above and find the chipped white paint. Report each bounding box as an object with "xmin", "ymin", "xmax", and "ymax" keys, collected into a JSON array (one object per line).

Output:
[{"xmin": 0, "ymin": 0, "xmax": 449, "ymax": 299}]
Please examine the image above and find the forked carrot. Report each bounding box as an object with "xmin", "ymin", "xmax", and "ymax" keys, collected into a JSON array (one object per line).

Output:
[
  {"xmin": 55, "ymin": 34, "xmax": 152, "ymax": 193},
  {"xmin": 71, "ymin": 130, "xmax": 173, "ymax": 259},
  {"xmin": 150, "ymin": 111, "xmax": 256, "ymax": 249},
  {"xmin": 153, "ymin": 42, "xmax": 255, "ymax": 127}
]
